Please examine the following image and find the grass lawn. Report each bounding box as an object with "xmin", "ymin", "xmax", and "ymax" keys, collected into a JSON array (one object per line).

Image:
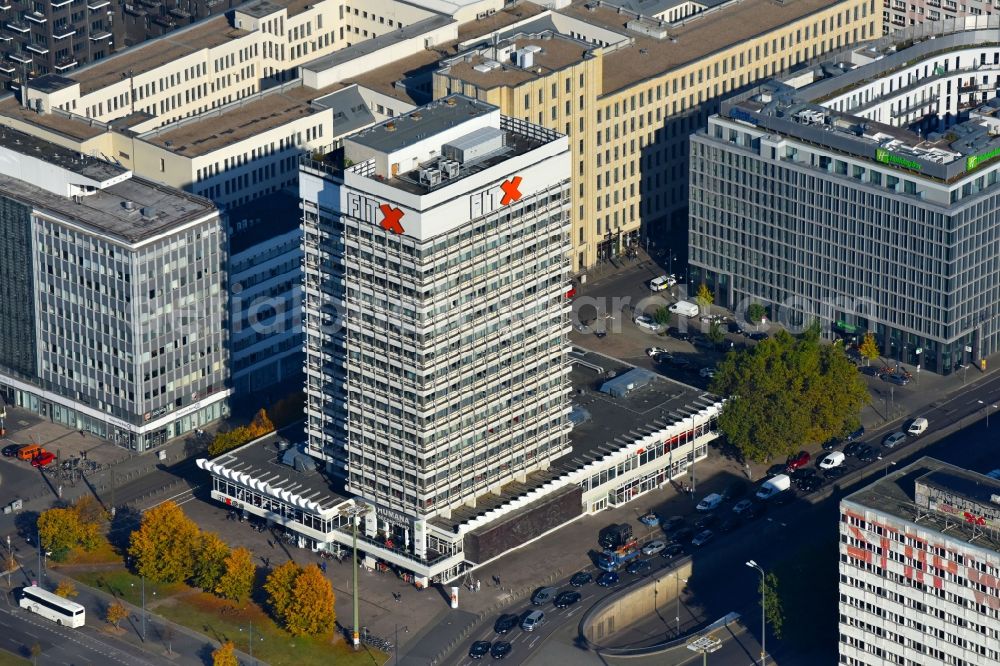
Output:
[
  {"xmin": 772, "ymin": 535, "xmax": 840, "ymax": 657},
  {"xmin": 65, "ymin": 566, "xmax": 386, "ymax": 666},
  {"xmin": 0, "ymin": 650, "xmax": 29, "ymax": 665},
  {"xmin": 62, "ymin": 542, "xmax": 124, "ymax": 566}
]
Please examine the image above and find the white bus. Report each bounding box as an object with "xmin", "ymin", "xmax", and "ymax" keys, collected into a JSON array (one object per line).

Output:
[{"xmin": 19, "ymin": 585, "xmax": 86, "ymax": 627}]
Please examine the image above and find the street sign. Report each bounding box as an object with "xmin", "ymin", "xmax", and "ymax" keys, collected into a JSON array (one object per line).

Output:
[{"xmin": 965, "ymin": 345, "xmax": 973, "ymax": 353}]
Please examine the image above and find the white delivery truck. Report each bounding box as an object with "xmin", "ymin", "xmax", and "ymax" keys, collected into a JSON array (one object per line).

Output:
[
  {"xmin": 756, "ymin": 474, "xmax": 791, "ymax": 500},
  {"xmin": 669, "ymin": 300, "xmax": 700, "ymax": 318}
]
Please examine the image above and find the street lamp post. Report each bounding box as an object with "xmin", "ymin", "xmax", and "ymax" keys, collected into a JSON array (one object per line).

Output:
[
  {"xmin": 746, "ymin": 560, "xmax": 766, "ymax": 666},
  {"xmin": 131, "ymin": 577, "xmax": 146, "ymax": 641},
  {"xmin": 884, "ymin": 460, "xmax": 897, "ymax": 478},
  {"xmin": 675, "ymin": 576, "xmax": 689, "ymax": 636},
  {"xmin": 341, "ymin": 503, "xmax": 370, "ymax": 651}
]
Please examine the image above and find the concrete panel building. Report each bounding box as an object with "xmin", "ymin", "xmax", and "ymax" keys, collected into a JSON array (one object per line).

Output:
[
  {"xmin": 689, "ymin": 27, "xmax": 1000, "ymax": 373},
  {"xmin": 839, "ymin": 457, "xmax": 1000, "ymax": 665},
  {"xmin": 434, "ymin": 0, "xmax": 880, "ymax": 272},
  {"xmin": 0, "ymin": 127, "xmax": 228, "ymax": 451}
]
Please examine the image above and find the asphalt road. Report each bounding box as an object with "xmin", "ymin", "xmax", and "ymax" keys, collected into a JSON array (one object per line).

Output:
[{"xmin": 436, "ymin": 368, "xmax": 1000, "ymax": 666}]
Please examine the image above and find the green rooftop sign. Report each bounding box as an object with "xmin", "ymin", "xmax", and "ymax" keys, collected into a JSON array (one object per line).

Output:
[
  {"xmin": 966, "ymin": 146, "xmax": 1000, "ymax": 171},
  {"xmin": 875, "ymin": 148, "xmax": 922, "ymax": 171}
]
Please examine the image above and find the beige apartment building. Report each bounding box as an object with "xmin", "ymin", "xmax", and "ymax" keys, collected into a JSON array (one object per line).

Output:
[{"xmin": 434, "ymin": 0, "xmax": 883, "ymax": 271}]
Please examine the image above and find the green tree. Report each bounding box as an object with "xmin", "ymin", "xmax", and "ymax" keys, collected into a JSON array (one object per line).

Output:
[
  {"xmin": 212, "ymin": 641, "xmax": 239, "ymax": 666},
  {"xmin": 761, "ymin": 572, "xmax": 785, "ymax": 640},
  {"xmin": 695, "ymin": 283, "xmax": 714, "ymax": 313},
  {"xmin": 128, "ymin": 501, "xmax": 200, "ymax": 583},
  {"xmin": 264, "ymin": 560, "xmax": 302, "ymax": 627},
  {"xmin": 215, "ymin": 547, "xmax": 255, "ymax": 603},
  {"xmin": 285, "ymin": 564, "xmax": 335, "ymax": 636},
  {"xmin": 192, "ymin": 531, "xmax": 230, "ymax": 591},
  {"xmin": 54, "ymin": 580, "xmax": 78, "ymax": 599},
  {"xmin": 653, "ymin": 306, "xmax": 671, "ymax": 326},
  {"xmin": 710, "ymin": 330, "xmax": 870, "ymax": 462},
  {"xmin": 105, "ymin": 600, "xmax": 128, "ymax": 629},
  {"xmin": 747, "ymin": 303, "xmax": 767, "ymax": 328},
  {"xmin": 859, "ymin": 331, "xmax": 880, "ymax": 366},
  {"xmin": 706, "ymin": 320, "xmax": 725, "ymax": 344}
]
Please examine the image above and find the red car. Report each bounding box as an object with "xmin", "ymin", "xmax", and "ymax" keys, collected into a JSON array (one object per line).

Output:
[
  {"xmin": 785, "ymin": 451, "xmax": 811, "ymax": 472},
  {"xmin": 31, "ymin": 451, "xmax": 56, "ymax": 468}
]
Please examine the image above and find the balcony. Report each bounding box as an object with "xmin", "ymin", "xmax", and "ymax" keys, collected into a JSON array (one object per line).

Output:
[
  {"xmin": 0, "ymin": 62, "xmax": 14, "ymax": 73},
  {"xmin": 0, "ymin": 1, "xmax": 11, "ymax": 10},
  {"xmin": 25, "ymin": 43, "xmax": 47, "ymax": 55},
  {"xmin": 87, "ymin": 0, "xmax": 110, "ymax": 8},
  {"xmin": 54, "ymin": 57, "xmax": 77, "ymax": 71},
  {"xmin": 25, "ymin": 12, "xmax": 46, "ymax": 24},
  {"xmin": 5, "ymin": 21, "xmax": 29, "ymax": 33},
  {"xmin": 9, "ymin": 51, "xmax": 31, "ymax": 63},
  {"xmin": 53, "ymin": 28, "xmax": 75, "ymax": 39},
  {"xmin": 88, "ymin": 30, "xmax": 111, "ymax": 41},
  {"xmin": 52, "ymin": 0, "xmax": 72, "ymax": 6}
]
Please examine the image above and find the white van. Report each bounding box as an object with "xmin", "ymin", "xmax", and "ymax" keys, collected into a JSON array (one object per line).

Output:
[{"xmin": 907, "ymin": 417, "xmax": 928, "ymax": 436}]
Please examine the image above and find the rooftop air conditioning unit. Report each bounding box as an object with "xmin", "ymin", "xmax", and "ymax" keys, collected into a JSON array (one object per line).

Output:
[
  {"xmin": 418, "ymin": 168, "xmax": 441, "ymax": 187},
  {"xmin": 440, "ymin": 159, "xmax": 460, "ymax": 178}
]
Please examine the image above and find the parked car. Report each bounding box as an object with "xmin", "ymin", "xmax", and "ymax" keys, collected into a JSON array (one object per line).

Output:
[
  {"xmin": 797, "ymin": 476, "xmax": 822, "ymax": 492},
  {"xmin": 792, "ymin": 468, "xmax": 818, "ymax": 484},
  {"xmin": 744, "ymin": 501, "xmax": 768, "ymax": 519},
  {"xmin": 732, "ymin": 499, "xmax": 754, "ymax": 515},
  {"xmin": 699, "ymin": 367, "xmax": 717, "ymax": 379},
  {"xmin": 856, "ymin": 444, "xmax": 880, "ymax": 463},
  {"xmin": 627, "ymin": 559, "xmax": 652, "ymax": 575},
  {"xmin": 821, "ymin": 437, "xmax": 841, "ymax": 451},
  {"xmin": 596, "ymin": 571, "xmax": 620, "ymax": 587},
  {"xmin": 785, "ymin": 451, "xmax": 811, "ymax": 472},
  {"xmin": 1, "ymin": 444, "xmax": 20, "ymax": 457},
  {"xmin": 469, "ymin": 641, "xmax": 492, "ymax": 659},
  {"xmin": 747, "ymin": 332, "xmax": 769, "ymax": 341},
  {"xmin": 494, "ymin": 614, "xmax": 519, "ymax": 634},
  {"xmin": 718, "ymin": 515, "xmax": 742, "ymax": 533},
  {"xmin": 634, "ymin": 315, "xmax": 660, "ymax": 331},
  {"xmin": 819, "ymin": 451, "xmax": 846, "ymax": 469},
  {"xmin": 646, "ymin": 347, "xmax": 669, "ymax": 357},
  {"xmin": 824, "ymin": 466, "xmax": 848, "ymax": 480},
  {"xmin": 520, "ymin": 610, "xmax": 544, "ymax": 632},
  {"xmin": 883, "ymin": 432, "xmax": 907, "ymax": 449},
  {"xmin": 31, "ymin": 451, "xmax": 55, "ymax": 468},
  {"xmin": 531, "ymin": 587, "xmax": 558, "ymax": 605},
  {"xmin": 667, "ymin": 327, "xmax": 692, "ymax": 342},
  {"xmin": 570, "ymin": 571, "xmax": 593, "ymax": 587},
  {"xmin": 694, "ymin": 513, "xmax": 718, "ymax": 530},
  {"xmin": 669, "ymin": 526, "xmax": 695, "ymax": 544},
  {"xmin": 593, "ymin": 328, "xmax": 607, "ymax": 338},
  {"xmin": 554, "ymin": 591, "xmax": 582, "ymax": 608},
  {"xmin": 907, "ymin": 417, "xmax": 928, "ymax": 436},
  {"xmin": 843, "ymin": 441, "xmax": 864, "ymax": 457},
  {"xmin": 696, "ymin": 493, "xmax": 723, "ymax": 511},
  {"xmin": 642, "ymin": 540, "xmax": 666, "ymax": 555},
  {"xmin": 669, "ymin": 356, "xmax": 692, "ymax": 369},
  {"xmin": 661, "ymin": 516, "xmax": 685, "ymax": 535},
  {"xmin": 883, "ymin": 373, "xmax": 910, "ymax": 386},
  {"xmin": 649, "ymin": 275, "xmax": 676, "ymax": 292},
  {"xmin": 490, "ymin": 641, "xmax": 512, "ymax": 660},
  {"xmin": 691, "ymin": 530, "xmax": 715, "ymax": 547},
  {"xmin": 693, "ymin": 336, "xmax": 715, "ymax": 350},
  {"xmin": 846, "ymin": 426, "xmax": 866, "ymax": 441},
  {"xmin": 661, "ymin": 543, "xmax": 685, "ymax": 559},
  {"xmin": 653, "ymin": 352, "xmax": 674, "ymax": 363}
]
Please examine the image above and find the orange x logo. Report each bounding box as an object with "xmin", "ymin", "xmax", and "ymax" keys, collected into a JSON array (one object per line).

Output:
[
  {"xmin": 379, "ymin": 204, "xmax": 404, "ymax": 234},
  {"xmin": 500, "ymin": 176, "xmax": 522, "ymax": 206}
]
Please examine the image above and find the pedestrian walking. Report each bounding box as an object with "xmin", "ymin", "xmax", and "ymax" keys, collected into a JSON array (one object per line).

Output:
[
  {"xmin": 263, "ymin": 557, "xmax": 270, "ymax": 568},
  {"xmin": 267, "ymin": 539, "xmax": 273, "ymax": 548},
  {"xmin": 475, "ymin": 579, "xmax": 481, "ymax": 592}
]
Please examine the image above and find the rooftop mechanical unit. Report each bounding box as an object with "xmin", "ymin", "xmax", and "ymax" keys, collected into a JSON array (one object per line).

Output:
[{"xmin": 442, "ymin": 126, "xmax": 506, "ymax": 164}]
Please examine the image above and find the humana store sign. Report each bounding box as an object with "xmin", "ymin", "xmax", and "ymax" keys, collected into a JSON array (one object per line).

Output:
[
  {"xmin": 875, "ymin": 148, "xmax": 922, "ymax": 171},
  {"xmin": 966, "ymin": 145, "xmax": 1000, "ymax": 171}
]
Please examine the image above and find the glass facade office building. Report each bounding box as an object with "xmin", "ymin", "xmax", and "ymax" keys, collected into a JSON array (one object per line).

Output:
[{"xmin": 689, "ymin": 33, "xmax": 1000, "ymax": 374}]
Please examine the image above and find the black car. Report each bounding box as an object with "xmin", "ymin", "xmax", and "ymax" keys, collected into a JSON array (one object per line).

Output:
[
  {"xmin": 798, "ymin": 476, "xmax": 823, "ymax": 492},
  {"xmin": 494, "ymin": 614, "xmax": 518, "ymax": 634},
  {"xmin": 1, "ymin": 444, "xmax": 21, "ymax": 457},
  {"xmin": 670, "ymin": 526, "xmax": 696, "ymax": 543},
  {"xmin": 747, "ymin": 331, "xmax": 769, "ymax": 341},
  {"xmin": 469, "ymin": 641, "xmax": 492, "ymax": 659},
  {"xmin": 847, "ymin": 426, "xmax": 865, "ymax": 441},
  {"xmin": 791, "ymin": 468, "xmax": 817, "ymax": 482},
  {"xmin": 693, "ymin": 336, "xmax": 715, "ymax": 350},
  {"xmin": 490, "ymin": 641, "xmax": 512, "ymax": 660},
  {"xmin": 821, "ymin": 438, "xmax": 840, "ymax": 451},
  {"xmin": 596, "ymin": 571, "xmax": 620, "ymax": 587},
  {"xmin": 843, "ymin": 441, "xmax": 864, "ymax": 457},
  {"xmin": 824, "ymin": 466, "xmax": 848, "ymax": 480},
  {"xmin": 883, "ymin": 374, "xmax": 910, "ymax": 386},
  {"xmin": 744, "ymin": 501, "xmax": 768, "ymax": 519},
  {"xmin": 718, "ymin": 515, "xmax": 742, "ymax": 533},
  {"xmin": 661, "ymin": 516, "xmax": 686, "ymax": 535},
  {"xmin": 694, "ymin": 513, "xmax": 718, "ymax": 530},
  {"xmin": 667, "ymin": 327, "xmax": 692, "ymax": 342},
  {"xmin": 570, "ymin": 571, "xmax": 593, "ymax": 587},
  {"xmin": 661, "ymin": 543, "xmax": 685, "ymax": 559},
  {"xmin": 627, "ymin": 559, "xmax": 652, "ymax": 575},
  {"xmin": 669, "ymin": 356, "xmax": 692, "ymax": 369},
  {"xmin": 554, "ymin": 591, "xmax": 582, "ymax": 608},
  {"xmin": 653, "ymin": 352, "xmax": 673, "ymax": 363},
  {"xmin": 856, "ymin": 444, "xmax": 880, "ymax": 463}
]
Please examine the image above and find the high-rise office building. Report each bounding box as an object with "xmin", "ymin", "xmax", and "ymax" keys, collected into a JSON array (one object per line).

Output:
[
  {"xmin": 689, "ymin": 28, "xmax": 1000, "ymax": 374},
  {"xmin": 839, "ymin": 457, "xmax": 1000, "ymax": 666},
  {"xmin": 300, "ymin": 94, "xmax": 571, "ymax": 578},
  {"xmin": 0, "ymin": 127, "xmax": 229, "ymax": 451}
]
